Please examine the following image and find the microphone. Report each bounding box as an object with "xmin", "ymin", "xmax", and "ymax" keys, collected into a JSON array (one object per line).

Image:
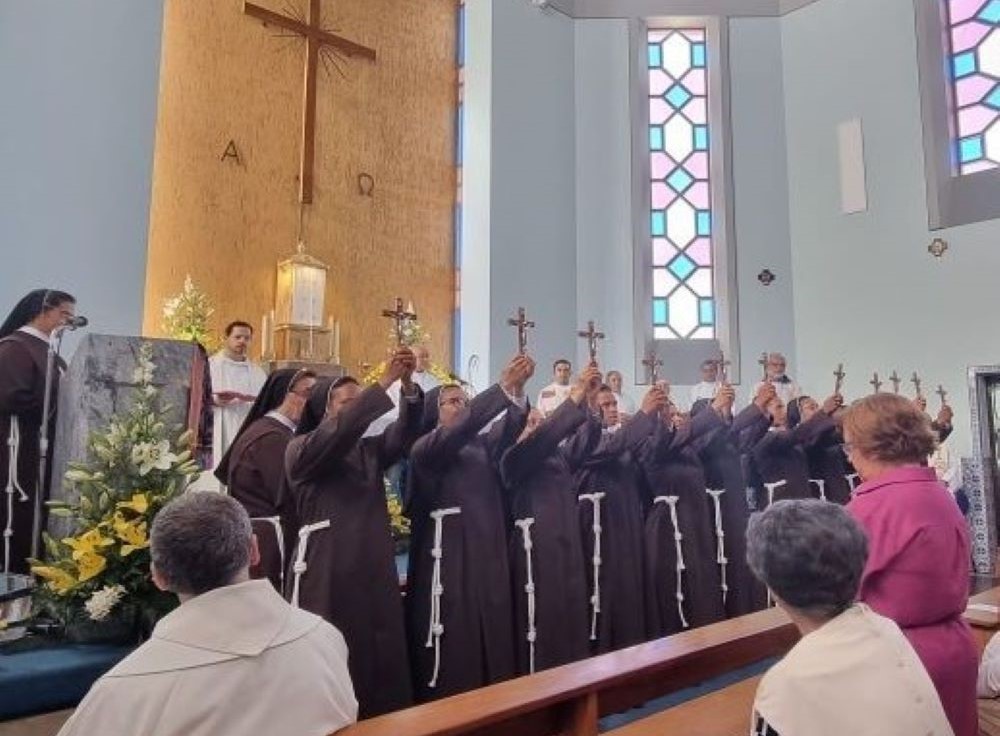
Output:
[{"xmin": 64, "ymin": 315, "xmax": 89, "ymax": 330}]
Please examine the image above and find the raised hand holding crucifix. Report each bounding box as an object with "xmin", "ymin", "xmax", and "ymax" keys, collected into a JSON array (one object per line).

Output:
[
  {"xmin": 507, "ymin": 307, "xmax": 535, "ymax": 356},
  {"xmin": 642, "ymin": 351, "xmax": 663, "ymax": 385},
  {"xmin": 577, "ymin": 321, "xmax": 605, "ymax": 363},
  {"xmin": 382, "ymin": 297, "xmax": 417, "ymax": 347}
]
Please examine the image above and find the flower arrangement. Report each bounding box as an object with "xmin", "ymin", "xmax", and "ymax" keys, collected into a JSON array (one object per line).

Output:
[
  {"xmin": 162, "ymin": 275, "xmax": 216, "ymax": 350},
  {"xmin": 385, "ymin": 478, "xmax": 410, "ymax": 555},
  {"xmin": 29, "ymin": 343, "xmax": 201, "ymax": 636}
]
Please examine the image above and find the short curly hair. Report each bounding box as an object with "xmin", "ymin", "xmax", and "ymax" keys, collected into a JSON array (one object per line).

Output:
[
  {"xmin": 842, "ymin": 393, "xmax": 937, "ymax": 465},
  {"xmin": 746, "ymin": 500, "xmax": 868, "ymax": 619}
]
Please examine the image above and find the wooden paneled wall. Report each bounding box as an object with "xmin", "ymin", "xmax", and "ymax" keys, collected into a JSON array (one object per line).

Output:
[{"xmin": 143, "ymin": 0, "xmax": 457, "ymax": 370}]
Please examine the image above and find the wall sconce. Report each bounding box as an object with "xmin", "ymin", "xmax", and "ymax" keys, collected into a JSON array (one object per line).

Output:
[{"xmin": 928, "ymin": 238, "xmax": 949, "ymax": 258}]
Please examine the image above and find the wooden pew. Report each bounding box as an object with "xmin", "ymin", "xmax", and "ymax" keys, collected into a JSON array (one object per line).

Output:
[
  {"xmin": 341, "ymin": 607, "xmax": 797, "ymax": 736},
  {"xmin": 602, "ymin": 584, "xmax": 1000, "ymax": 736}
]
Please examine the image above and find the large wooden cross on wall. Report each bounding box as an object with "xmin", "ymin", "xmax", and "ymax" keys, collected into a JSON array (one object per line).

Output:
[{"xmin": 243, "ymin": 0, "xmax": 376, "ymax": 204}]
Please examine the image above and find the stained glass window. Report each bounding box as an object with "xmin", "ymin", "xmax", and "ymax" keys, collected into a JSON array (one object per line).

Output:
[
  {"xmin": 647, "ymin": 28, "xmax": 716, "ymax": 340},
  {"xmin": 946, "ymin": 0, "xmax": 1000, "ymax": 174}
]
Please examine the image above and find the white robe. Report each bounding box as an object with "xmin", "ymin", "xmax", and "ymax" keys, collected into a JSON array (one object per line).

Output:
[
  {"xmin": 195, "ymin": 353, "xmax": 267, "ymax": 491},
  {"xmin": 59, "ymin": 580, "xmax": 358, "ymax": 736},
  {"xmin": 752, "ymin": 604, "xmax": 952, "ymax": 736},
  {"xmin": 536, "ymin": 382, "xmax": 572, "ymax": 417}
]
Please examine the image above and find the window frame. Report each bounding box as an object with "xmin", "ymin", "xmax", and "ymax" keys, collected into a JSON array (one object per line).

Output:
[
  {"xmin": 630, "ymin": 16, "xmax": 741, "ymax": 385},
  {"xmin": 916, "ymin": 0, "xmax": 1000, "ymax": 229}
]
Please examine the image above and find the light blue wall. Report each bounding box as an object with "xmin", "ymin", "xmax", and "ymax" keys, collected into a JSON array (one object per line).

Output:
[
  {"xmin": 781, "ymin": 0, "xmax": 1000, "ymax": 454},
  {"xmin": 572, "ymin": 16, "xmax": 796, "ymax": 404},
  {"xmin": 488, "ymin": 0, "xmax": 579, "ymax": 392},
  {"xmin": 0, "ymin": 0, "xmax": 164, "ymax": 349}
]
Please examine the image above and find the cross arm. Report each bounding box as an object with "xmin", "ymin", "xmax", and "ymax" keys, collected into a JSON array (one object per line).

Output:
[{"xmin": 243, "ymin": 1, "xmax": 376, "ymax": 61}]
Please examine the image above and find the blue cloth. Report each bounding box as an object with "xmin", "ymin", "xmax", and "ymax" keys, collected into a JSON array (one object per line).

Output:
[{"xmin": 0, "ymin": 643, "xmax": 132, "ymax": 720}]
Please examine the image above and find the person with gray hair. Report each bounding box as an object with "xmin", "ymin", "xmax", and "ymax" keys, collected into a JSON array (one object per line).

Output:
[
  {"xmin": 747, "ymin": 500, "xmax": 953, "ymax": 736},
  {"xmin": 752, "ymin": 352, "xmax": 801, "ymax": 407},
  {"xmin": 58, "ymin": 492, "xmax": 358, "ymax": 736}
]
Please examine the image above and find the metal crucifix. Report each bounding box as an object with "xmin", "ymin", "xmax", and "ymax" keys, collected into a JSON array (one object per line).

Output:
[
  {"xmin": 834, "ymin": 364, "xmax": 846, "ymax": 395},
  {"xmin": 577, "ymin": 320, "xmax": 605, "ymax": 362},
  {"xmin": 870, "ymin": 372, "xmax": 883, "ymax": 394},
  {"xmin": 382, "ymin": 297, "xmax": 416, "ymax": 346},
  {"xmin": 889, "ymin": 371, "xmax": 902, "ymax": 394},
  {"xmin": 642, "ymin": 351, "xmax": 663, "ymax": 385},
  {"xmin": 911, "ymin": 372, "xmax": 924, "ymax": 400},
  {"xmin": 507, "ymin": 307, "xmax": 535, "ymax": 356},
  {"xmin": 718, "ymin": 352, "xmax": 732, "ymax": 384},
  {"xmin": 758, "ymin": 352, "xmax": 769, "ymax": 381},
  {"xmin": 936, "ymin": 384, "xmax": 948, "ymax": 407}
]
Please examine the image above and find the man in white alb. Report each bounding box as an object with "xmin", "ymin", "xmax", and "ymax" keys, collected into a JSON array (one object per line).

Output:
[
  {"xmin": 201, "ymin": 322, "xmax": 267, "ymax": 490},
  {"xmin": 753, "ymin": 352, "xmax": 801, "ymax": 407},
  {"xmin": 536, "ymin": 359, "xmax": 573, "ymax": 417}
]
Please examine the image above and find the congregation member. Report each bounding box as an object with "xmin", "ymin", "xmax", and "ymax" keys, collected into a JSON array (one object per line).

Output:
[
  {"xmin": 405, "ymin": 355, "xmax": 532, "ymax": 701},
  {"xmin": 285, "ymin": 347, "xmax": 423, "ymax": 718},
  {"xmin": 59, "ymin": 493, "xmax": 357, "ymax": 736},
  {"xmin": 844, "ymin": 393, "xmax": 977, "ymax": 736},
  {"xmin": 747, "ymin": 499, "xmax": 953, "ymax": 736},
  {"xmin": 0, "ymin": 289, "xmax": 76, "ymax": 574},
  {"xmin": 753, "ymin": 352, "xmax": 801, "ymax": 406},
  {"xmin": 605, "ymin": 370, "xmax": 637, "ymax": 417},
  {"xmin": 214, "ymin": 368, "xmax": 317, "ymax": 591},
  {"xmin": 501, "ymin": 364, "xmax": 602, "ymax": 674},
  {"xmin": 572, "ymin": 380, "xmax": 665, "ymax": 653},
  {"xmin": 640, "ymin": 385, "xmax": 734, "ymax": 637},
  {"xmin": 200, "ymin": 321, "xmax": 267, "ymax": 490},
  {"xmin": 535, "ymin": 358, "xmax": 573, "ymax": 417}
]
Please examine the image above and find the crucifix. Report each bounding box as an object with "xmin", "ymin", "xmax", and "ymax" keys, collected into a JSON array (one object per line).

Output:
[
  {"xmin": 642, "ymin": 351, "xmax": 663, "ymax": 385},
  {"xmin": 717, "ymin": 352, "xmax": 732, "ymax": 384},
  {"xmin": 834, "ymin": 364, "xmax": 845, "ymax": 395},
  {"xmin": 869, "ymin": 372, "xmax": 883, "ymax": 393},
  {"xmin": 577, "ymin": 321, "xmax": 605, "ymax": 363},
  {"xmin": 889, "ymin": 371, "xmax": 902, "ymax": 394},
  {"xmin": 382, "ymin": 297, "xmax": 416, "ymax": 346},
  {"xmin": 507, "ymin": 307, "xmax": 535, "ymax": 356},
  {"xmin": 243, "ymin": 0, "xmax": 377, "ymax": 204},
  {"xmin": 758, "ymin": 352, "xmax": 769, "ymax": 381},
  {"xmin": 911, "ymin": 372, "xmax": 924, "ymax": 400},
  {"xmin": 936, "ymin": 385, "xmax": 948, "ymax": 407}
]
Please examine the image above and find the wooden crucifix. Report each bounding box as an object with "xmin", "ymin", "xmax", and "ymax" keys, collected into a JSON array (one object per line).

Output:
[
  {"xmin": 889, "ymin": 370, "xmax": 902, "ymax": 394},
  {"xmin": 577, "ymin": 321, "xmax": 605, "ymax": 363},
  {"xmin": 869, "ymin": 372, "xmax": 883, "ymax": 394},
  {"xmin": 642, "ymin": 351, "xmax": 663, "ymax": 385},
  {"xmin": 758, "ymin": 352, "xmax": 769, "ymax": 381},
  {"xmin": 717, "ymin": 352, "xmax": 732, "ymax": 384},
  {"xmin": 936, "ymin": 385, "xmax": 948, "ymax": 407},
  {"xmin": 382, "ymin": 297, "xmax": 416, "ymax": 346},
  {"xmin": 507, "ymin": 307, "xmax": 534, "ymax": 356},
  {"xmin": 834, "ymin": 364, "xmax": 845, "ymax": 395},
  {"xmin": 243, "ymin": 0, "xmax": 376, "ymax": 204},
  {"xmin": 911, "ymin": 372, "xmax": 924, "ymax": 400}
]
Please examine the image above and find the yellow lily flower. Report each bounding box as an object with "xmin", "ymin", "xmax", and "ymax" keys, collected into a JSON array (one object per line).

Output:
[
  {"xmin": 75, "ymin": 551, "xmax": 107, "ymax": 582},
  {"xmin": 117, "ymin": 493, "xmax": 150, "ymax": 515},
  {"xmin": 32, "ymin": 565, "xmax": 79, "ymax": 595},
  {"xmin": 113, "ymin": 516, "xmax": 150, "ymax": 557},
  {"xmin": 63, "ymin": 529, "xmax": 115, "ymax": 561}
]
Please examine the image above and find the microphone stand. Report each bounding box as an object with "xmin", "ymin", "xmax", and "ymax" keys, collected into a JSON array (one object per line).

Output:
[{"xmin": 31, "ymin": 325, "xmax": 67, "ymax": 560}]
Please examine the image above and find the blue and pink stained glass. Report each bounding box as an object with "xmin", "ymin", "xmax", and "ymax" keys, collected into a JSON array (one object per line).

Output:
[
  {"xmin": 647, "ymin": 29, "xmax": 715, "ymax": 340},
  {"xmin": 946, "ymin": 0, "xmax": 1000, "ymax": 174}
]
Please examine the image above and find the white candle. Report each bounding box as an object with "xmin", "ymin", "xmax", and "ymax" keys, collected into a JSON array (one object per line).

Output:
[
  {"xmin": 334, "ymin": 321, "xmax": 341, "ymax": 365},
  {"xmin": 261, "ymin": 314, "xmax": 267, "ymax": 359}
]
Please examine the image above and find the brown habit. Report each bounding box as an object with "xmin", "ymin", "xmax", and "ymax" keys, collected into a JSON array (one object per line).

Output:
[
  {"xmin": 285, "ymin": 384, "xmax": 423, "ymax": 718},
  {"xmin": 225, "ymin": 415, "xmax": 298, "ymax": 591},
  {"xmin": 639, "ymin": 407, "xmax": 726, "ymax": 637},
  {"xmin": 500, "ymin": 398, "xmax": 598, "ymax": 674},
  {"xmin": 0, "ymin": 331, "xmax": 61, "ymax": 573},
  {"xmin": 404, "ymin": 384, "xmax": 526, "ymax": 701},
  {"xmin": 572, "ymin": 410, "xmax": 657, "ymax": 653},
  {"xmin": 747, "ymin": 412, "xmax": 836, "ymax": 508}
]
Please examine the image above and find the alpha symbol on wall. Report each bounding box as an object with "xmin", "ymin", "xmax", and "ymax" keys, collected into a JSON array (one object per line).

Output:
[
  {"xmin": 242, "ymin": 0, "xmax": 377, "ymax": 205},
  {"xmin": 220, "ymin": 140, "xmax": 243, "ymax": 165}
]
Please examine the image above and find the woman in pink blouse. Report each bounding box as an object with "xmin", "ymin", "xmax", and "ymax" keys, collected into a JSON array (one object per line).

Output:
[{"xmin": 843, "ymin": 393, "xmax": 977, "ymax": 736}]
